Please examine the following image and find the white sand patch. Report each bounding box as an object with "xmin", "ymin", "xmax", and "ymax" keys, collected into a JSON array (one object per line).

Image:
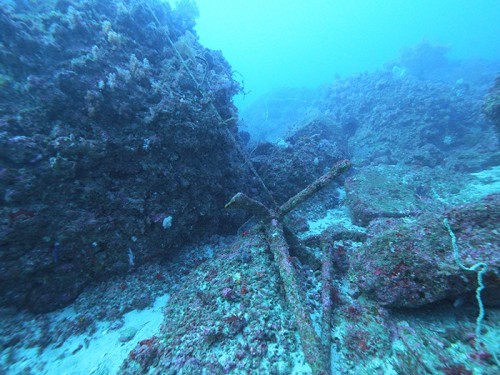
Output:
[
  {"xmin": 9, "ymin": 293, "xmax": 169, "ymax": 375},
  {"xmin": 300, "ymin": 206, "xmax": 361, "ymax": 239},
  {"xmin": 458, "ymin": 166, "xmax": 500, "ymax": 202}
]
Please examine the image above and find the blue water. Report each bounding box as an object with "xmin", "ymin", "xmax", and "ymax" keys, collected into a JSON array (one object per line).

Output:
[{"xmin": 194, "ymin": 0, "xmax": 500, "ymax": 108}]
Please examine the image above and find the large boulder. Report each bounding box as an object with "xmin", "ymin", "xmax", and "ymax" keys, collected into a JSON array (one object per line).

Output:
[
  {"xmin": 249, "ymin": 116, "xmax": 349, "ymax": 205},
  {"xmin": 350, "ymin": 194, "xmax": 500, "ymax": 308},
  {"xmin": 344, "ymin": 164, "xmax": 478, "ymax": 227},
  {"xmin": 0, "ymin": 0, "xmax": 246, "ymax": 312}
]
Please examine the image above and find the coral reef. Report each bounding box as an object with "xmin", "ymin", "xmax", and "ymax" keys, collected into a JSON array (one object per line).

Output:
[
  {"xmin": 483, "ymin": 75, "xmax": 500, "ymax": 132},
  {"xmin": 1, "ymin": 1, "xmax": 499, "ymax": 371},
  {"xmin": 349, "ymin": 194, "xmax": 499, "ymax": 308},
  {"xmin": 0, "ymin": 0, "xmax": 245, "ymax": 312}
]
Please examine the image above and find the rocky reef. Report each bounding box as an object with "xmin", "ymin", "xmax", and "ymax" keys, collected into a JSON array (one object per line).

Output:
[
  {"xmin": 1, "ymin": 3, "xmax": 499, "ymax": 374},
  {"xmin": 0, "ymin": 0, "xmax": 246, "ymax": 312}
]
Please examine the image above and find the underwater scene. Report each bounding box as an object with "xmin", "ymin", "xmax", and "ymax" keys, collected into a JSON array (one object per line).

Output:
[{"xmin": 0, "ymin": 0, "xmax": 499, "ymax": 374}]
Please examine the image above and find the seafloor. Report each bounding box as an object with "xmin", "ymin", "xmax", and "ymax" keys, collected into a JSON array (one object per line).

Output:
[{"xmin": 1, "ymin": 178, "xmax": 499, "ymax": 374}]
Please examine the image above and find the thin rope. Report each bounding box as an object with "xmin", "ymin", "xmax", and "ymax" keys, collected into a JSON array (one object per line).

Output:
[{"xmin": 139, "ymin": 3, "xmax": 278, "ymax": 207}]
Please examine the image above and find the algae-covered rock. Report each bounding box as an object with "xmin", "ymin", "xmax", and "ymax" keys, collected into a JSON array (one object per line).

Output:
[
  {"xmin": 483, "ymin": 75, "xmax": 500, "ymax": 132},
  {"xmin": 350, "ymin": 194, "xmax": 500, "ymax": 308},
  {"xmin": 0, "ymin": 0, "xmax": 246, "ymax": 312}
]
